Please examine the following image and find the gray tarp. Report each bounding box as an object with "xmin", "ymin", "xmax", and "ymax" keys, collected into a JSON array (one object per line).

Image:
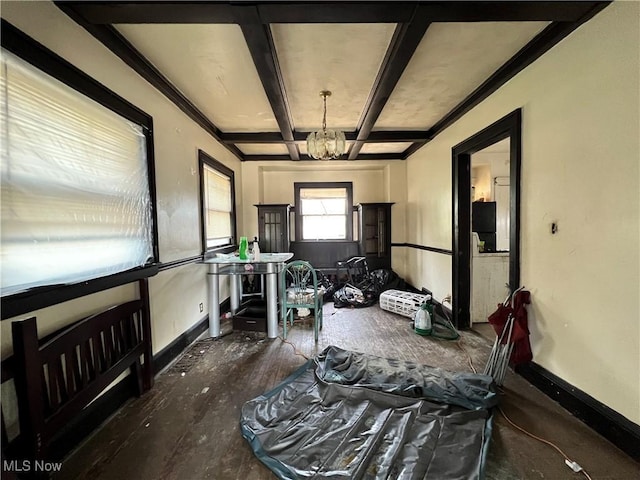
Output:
[{"xmin": 241, "ymin": 346, "xmax": 496, "ymax": 479}]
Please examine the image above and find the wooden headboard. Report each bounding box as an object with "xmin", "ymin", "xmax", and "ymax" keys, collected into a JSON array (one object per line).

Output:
[{"xmin": 5, "ymin": 293, "xmax": 153, "ymax": 464}]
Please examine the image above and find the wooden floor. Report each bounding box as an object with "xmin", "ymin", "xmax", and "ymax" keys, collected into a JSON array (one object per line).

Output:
[{"xmin": 59, "ymin": 304, "xmax": 639, "ymax": 479}]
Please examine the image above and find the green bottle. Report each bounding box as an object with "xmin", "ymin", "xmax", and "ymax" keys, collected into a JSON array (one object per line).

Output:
[{"xmin": 239, "ymin": 236, "xmax": 249, "ymax": 260}]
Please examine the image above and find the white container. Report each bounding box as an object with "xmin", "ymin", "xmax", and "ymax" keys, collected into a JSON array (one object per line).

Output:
[
  {"xmin": 253, "ymin": 240, "xmax": 260, "ymax": 261},
  {"xmin": 379, "ymin": 290, "xmax": 430, "ymax": 318},
  {"xmin": 414, "ymin": 307, "xmax": 432, "ymax": 335}
]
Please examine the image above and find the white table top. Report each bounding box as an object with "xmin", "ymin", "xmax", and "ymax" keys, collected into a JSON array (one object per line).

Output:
[{"xmin": 203, "ymin": 252, "xmax": 293, "ymax": 264}]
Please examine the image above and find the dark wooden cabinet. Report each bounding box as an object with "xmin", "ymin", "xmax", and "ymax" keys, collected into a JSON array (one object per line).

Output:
[
  {"xmin": 358, "ymin": 203, "xmax": 393, "ymax": 271},
  {"xmin": 256, "ymin": 204, "xmax": 290, "ymax": 253}
]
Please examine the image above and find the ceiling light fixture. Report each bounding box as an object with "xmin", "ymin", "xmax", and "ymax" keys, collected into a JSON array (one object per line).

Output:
[{"xmin": 306, "ymin": 90, "xmax": 345, "ymax": 160}]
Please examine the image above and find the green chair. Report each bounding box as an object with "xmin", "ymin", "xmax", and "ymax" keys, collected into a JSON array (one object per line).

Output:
[{"xmin": 281, "ymin": 260, "xmax": 323, "ymax": 342}]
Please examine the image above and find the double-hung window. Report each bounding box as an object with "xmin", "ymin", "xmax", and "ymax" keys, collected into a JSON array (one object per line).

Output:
[
  {"xmin": 199, "ymin": 150, "xmax": 236, "ymax": 251},
  {"xmin": 295, "ymin": 182, "xmax": 353, "ymax": 241},
  {"xmin": 0, "ymin": 33, "xmax": 157, "ymax": 302}
]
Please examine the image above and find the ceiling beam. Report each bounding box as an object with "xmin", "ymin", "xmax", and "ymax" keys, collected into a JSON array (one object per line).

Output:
[
  {"xmin": 257, "ymin": 3, "xmax": 415, "ymax": 24},
  {"xmin": 243, "ymin": 153, "xmax": 403, "ymax": 162},
  {"xmin": 54, "ymin": 1, "xmax": 243, "ymax": 24},
  {"xmin": 294, "ymin": 131, "xmax": 357, "ymax": 143},
  {"xmin": 401, "ymin": 1, "xmax": 611, "ymax": 160},
  {"xmin": 56, "ymin": 4, "xmax": 244, "ymax": 161},
  {"xmin": 348, "ymin": 7, "xmax": 431, "ymax": 159},
  {"xmin": 240, "ymin": 9, "xmax": 299, "ymax": 160},
  {"xmin": 243, "ymin": 155, "xmax": 293, "ymax": 162},
  {"xmin": 56, "ymin": 2, "xmax": 608, "ymax": 24},
  {"xmin": 366, "ymin": 131, "xmax": 431, "ymax": 143},
  {"xmin": 220, "ymin": 132, "xmax": 287, "ymax": 144},
  {"xmin": 219, "ymin": 130, "xmax": 429, "ymax": 144}
]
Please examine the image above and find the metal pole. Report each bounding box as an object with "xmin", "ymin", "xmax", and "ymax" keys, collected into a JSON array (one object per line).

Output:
[
  {"xmin": 266, "ymin": 262, "xmax": 278, "ymax": 338},
  {"xmin": 208, "ymin": 263, "xmax": 220, "ymax": 337}
]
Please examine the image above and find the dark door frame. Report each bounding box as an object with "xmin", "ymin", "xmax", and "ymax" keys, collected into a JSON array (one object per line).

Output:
[{"xmin": 451, "ymin": 109, "xmax": 522, "ymax": 329}]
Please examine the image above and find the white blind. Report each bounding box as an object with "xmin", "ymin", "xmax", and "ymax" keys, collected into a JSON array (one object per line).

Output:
[
  {"xmin": 1, "ymin": 50, "xmax": 154, "ymax": 296},
  {"xmin": 203, "ymin": 163, "xmax": 232, "ymax": 247},
  {"xmin": 299, "ymin": 187, "xmax": 346, "ymax": 199}
]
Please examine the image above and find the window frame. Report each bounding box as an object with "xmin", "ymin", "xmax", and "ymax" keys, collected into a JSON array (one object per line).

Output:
[
  {"xmin": 198, "ymin": 150, "xmax": 237, "ymax": 255},
  {"xmin": 294, "ymin": 182, "xmax": 353, "ymax": 242},
  {"xmin": 1, "ymin": 20, "xmax": 159, "ymax": 320}
]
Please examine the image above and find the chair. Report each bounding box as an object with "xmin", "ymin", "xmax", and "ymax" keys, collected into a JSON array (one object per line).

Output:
[{"xmin": 281, "ymin": 260, "xmax": 323, "ymax": 342}]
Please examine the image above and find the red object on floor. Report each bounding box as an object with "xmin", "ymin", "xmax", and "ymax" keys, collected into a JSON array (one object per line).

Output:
[{"xmin": 487, "ymin": 289, "xmax": 532, "ymax": 365}]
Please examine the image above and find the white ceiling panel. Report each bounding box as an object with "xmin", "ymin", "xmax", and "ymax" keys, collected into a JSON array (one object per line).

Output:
[
  {"xmin": 271, "ymin": 23, "xmax": 396, "ymax": 131},
  {"xmin": 375, "ymin": 22, "xmax": 549, "ymax": 130},
  {"xmin": 360, "ymin": 142, "xmax": 413, "ymax": 154},
  {"xmin": 115, "ymin": 24, "xmax": 279, "ymax": 132},
  {"xmin": 236, "ymin": 144, "xmax": 291, "ymax": 155}
]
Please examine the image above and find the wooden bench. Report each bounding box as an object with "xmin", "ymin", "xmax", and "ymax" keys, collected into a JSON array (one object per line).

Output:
[{"xmin": 8, "ymin": 296, "xmax": 152, "ymax": 466}]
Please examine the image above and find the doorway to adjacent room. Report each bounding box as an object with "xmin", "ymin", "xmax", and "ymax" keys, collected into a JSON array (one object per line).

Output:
[
  {"xmin": 451, "ymin": 109, "xmax": 522, "ymax": 329},
  {"xmin": 470, "ymin": 138, "xmax": 511, "ymax": 325}
]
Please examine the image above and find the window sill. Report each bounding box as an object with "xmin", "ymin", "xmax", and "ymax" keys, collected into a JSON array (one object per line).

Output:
[{"xmin": 1, "ymin": 264, "xmax": 160, "ymax": 321}]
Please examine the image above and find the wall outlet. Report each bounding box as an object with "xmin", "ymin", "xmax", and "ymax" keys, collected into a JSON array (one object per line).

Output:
[{"xmin": 199, "ymin": 302, "xmax": 204, "ymax": 313}]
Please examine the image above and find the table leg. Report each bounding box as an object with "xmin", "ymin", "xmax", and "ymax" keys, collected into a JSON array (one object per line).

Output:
[
  {"xmin": 208, "ymin": 264, "xmax": 220, "ymax": 338},
  {"xmin": 266, "ymin": 262, "xmax": 278, "ymax": 339},
  {"xmin": 230, "ymin": 275, "xmax": 241, "ymax": 314}
]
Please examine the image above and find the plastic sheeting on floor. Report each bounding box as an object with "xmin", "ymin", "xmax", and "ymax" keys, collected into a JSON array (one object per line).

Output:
[{"xmin": 240, "ymin": 346, "xmax": 497, "ymax": 479}]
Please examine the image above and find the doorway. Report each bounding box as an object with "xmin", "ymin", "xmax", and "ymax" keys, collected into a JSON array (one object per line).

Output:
[
  {"xmin": 451, "ymin": 109, "xmax": 521, "ymax": 329},
  {"xmin": 470, "ymin": 139, "xmax": 510, "ymax": 325}
]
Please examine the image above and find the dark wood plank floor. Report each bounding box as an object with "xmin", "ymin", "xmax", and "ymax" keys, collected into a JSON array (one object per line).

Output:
[{"xmin": 59, "ymin": 304, "xmax": 639, "ymax": 479}]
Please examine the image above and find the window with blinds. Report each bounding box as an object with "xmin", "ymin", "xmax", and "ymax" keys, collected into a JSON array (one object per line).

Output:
[
  {"xmin": 0, "ymin": 49, "xmax": 155, "ymax": 297},
  {"xmin": 295, "ymin": 183, "xmax": 353, "ymax": 241},
  {"xmin": 199, "ymin": 151, "xmax": 235, "ymax": 250}
]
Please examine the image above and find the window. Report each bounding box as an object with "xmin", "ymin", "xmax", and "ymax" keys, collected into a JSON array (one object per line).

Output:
[
  {"xmin": 0, "ymin": 45, "xmax": 156, "ymax": 299},
  {"xmin": 199, "ymin": 150, "xmax": 236, "ymax": 251},
  {"xmin": 295, "ymin": 182, "xmax": 353, "ymax": 241}
]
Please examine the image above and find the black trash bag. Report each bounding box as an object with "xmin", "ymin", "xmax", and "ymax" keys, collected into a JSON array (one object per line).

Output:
[
  {"xmin": 369, "ymin": 269, "xmax": 406, "ymax": 295},
  {"xmin": 333, "ymin": 268, "xmax": 407, "ymax": 308},
  {"xmin": 333, "ymin": 284, "xmax": 377, "ymax": 308}
]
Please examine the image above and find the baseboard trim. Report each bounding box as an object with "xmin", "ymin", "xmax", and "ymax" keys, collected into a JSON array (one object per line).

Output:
[
  {"xmin": 413, "ymin": 285, "xmax": 639, "ymax": 460},
  {"xmin": 516, "ymin": 362, "xmax": 640, "ymax": 461},
  {"xmin": 152, "ymin": 298, "xmax": 231, "ymax": 374}
]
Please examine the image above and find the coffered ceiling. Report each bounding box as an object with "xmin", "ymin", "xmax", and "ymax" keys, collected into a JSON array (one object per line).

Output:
[{"xmin": 55, "ymin": 1, "xmax": 610, "ymax": 161}]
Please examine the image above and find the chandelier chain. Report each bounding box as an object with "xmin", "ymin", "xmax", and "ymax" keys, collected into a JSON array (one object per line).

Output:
[{"xmin": 322, "ymin": 93, "xmax": 327, "ymax": 133}]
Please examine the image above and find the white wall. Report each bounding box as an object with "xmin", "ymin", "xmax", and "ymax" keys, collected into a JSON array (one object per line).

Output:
[
  {"xmin": 405, "ymin": 1, "xmax": 640, "ymax": 423},
  {"xmin": 0, "ymin": 1, "xmax": 241, "ymax": 357}
]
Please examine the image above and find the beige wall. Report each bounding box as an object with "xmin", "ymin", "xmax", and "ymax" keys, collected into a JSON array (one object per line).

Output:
[
  {"xmin": 405, "ymin": 1, "xmax": 640, "ymax": 423},
  {"xmin": 0, "ymin": 1, "xmax": 241, "ymax": 357}
]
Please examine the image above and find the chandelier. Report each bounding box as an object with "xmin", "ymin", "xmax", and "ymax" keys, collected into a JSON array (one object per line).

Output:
[{"xmin": 306, "ymin": 90, "xmax": 346, "ymax": 160}]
